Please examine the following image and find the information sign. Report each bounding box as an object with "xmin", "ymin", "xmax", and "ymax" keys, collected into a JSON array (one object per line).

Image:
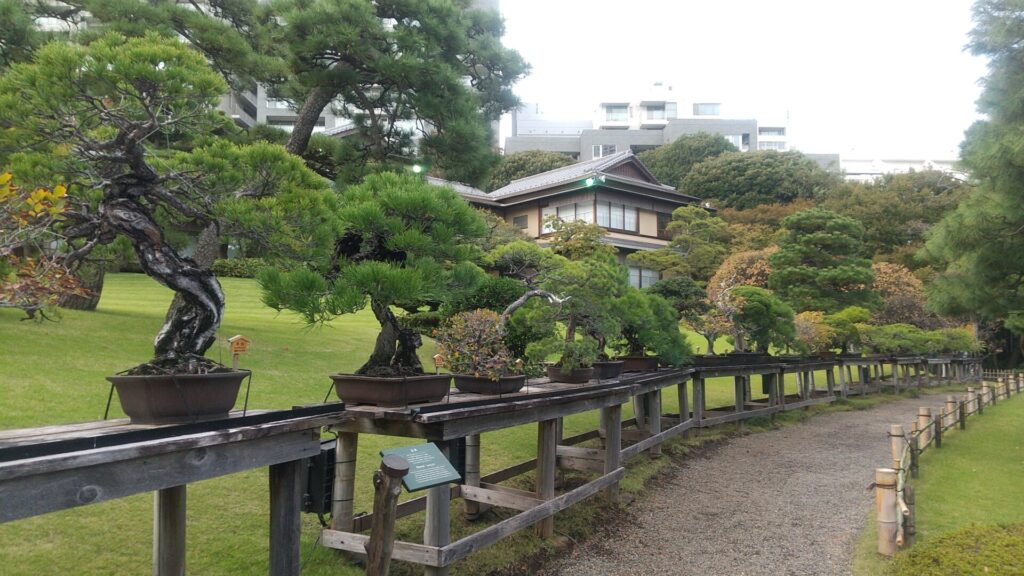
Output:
[{"xmin": 380, "ymin": 443, "xmax": 461, "ymax": 492}]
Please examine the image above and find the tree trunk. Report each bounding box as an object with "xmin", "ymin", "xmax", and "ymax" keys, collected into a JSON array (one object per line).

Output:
[
  {"xmin": 106, "ymin": 199, "xmax": 224, "ymax": 367},
  {"xmin": 703, "ymin": 334, "xmax": 716, "ymax": 355},
  {"xmin": 358, "ymin": 299, "xmax": 424, "ymax": 375},
  {"xmin": 733, "ymin": 330, "xmax": 747, "ymax": 352},
  {"xmin": 165, "ymin": 222, "xmax": 220, "ymax": 323},
  {"xmin": 285, "ymin": 87, "xmax": 338, "ymax": 156}
]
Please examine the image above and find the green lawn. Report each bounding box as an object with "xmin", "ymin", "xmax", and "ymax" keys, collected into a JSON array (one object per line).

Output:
[
  {"xmin": 853, "ymin": 389, "xmax": 1024, "ymax": 576},
  {"xmin": 0, "ymin": 273, "xmax": 833, "ymax": 575}
]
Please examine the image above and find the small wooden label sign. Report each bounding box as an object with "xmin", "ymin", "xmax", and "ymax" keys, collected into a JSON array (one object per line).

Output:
[
  {"xmin": 380, "ymin": 443, "xmax": 461, "ymax": 492},
  {"xmin": 228, "ymin": 335, "xmax": 250, "ymax": 355}
]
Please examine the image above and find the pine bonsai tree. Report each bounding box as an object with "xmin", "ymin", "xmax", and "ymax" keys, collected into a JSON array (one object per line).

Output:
[{"xmin": 260, "ymin": 172, "xmax": 489, "ymax": 376}]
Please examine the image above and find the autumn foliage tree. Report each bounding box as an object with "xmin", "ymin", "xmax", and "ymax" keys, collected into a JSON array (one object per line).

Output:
[
  {"xmin": 871, "ymin": 262, "xmax": 946, "ymax": 328},
  {"xmin": 627, "ymin": 205, "xmax": 730, "ymax": 282}
]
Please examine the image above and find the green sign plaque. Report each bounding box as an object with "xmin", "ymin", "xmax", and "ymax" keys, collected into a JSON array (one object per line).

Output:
[{"xmin": 380, "ymin": 443, "xmax": 462, "ymax": 492}]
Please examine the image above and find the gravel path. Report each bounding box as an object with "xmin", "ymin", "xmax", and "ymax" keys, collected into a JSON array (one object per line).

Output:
[{"xmin": 540, "ymin": 394, "xmax": 951, "ymax": 576}]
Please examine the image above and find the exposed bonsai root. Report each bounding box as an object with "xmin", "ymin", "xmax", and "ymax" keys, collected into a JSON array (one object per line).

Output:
[{"xmin": 120, "ymin": 354, "xmax": 232, "ymax": 376}]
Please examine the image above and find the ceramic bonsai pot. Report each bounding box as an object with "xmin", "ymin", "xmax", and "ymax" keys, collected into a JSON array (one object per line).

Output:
[
  {"xmin": 689, "ymin": 354, "xmax": 734, "ymax": 367},
  {"xmin": 107, "ymin": 370, "xmax": 250, "ymax": 424},
  {"xmin": 546, "ymin": 365, "xmax": 595, "ymax": 384},
  {"xmin": 616, "ymin": 356, "xmax": 660, "ymax": 372},
  {"xmin": 453, "ymin": 374, "xmax": 527, "ymax": 395},
  {"xmin": 592, "ymin": 360, "xmax": 625, "ymax": 379},
  {"xmin": 330, "ymin": 373, "xmax": 451, "ymax": 407},
  {"xmin": 725, "ymin": 352, "xmax": 772, "ymax": 365}
]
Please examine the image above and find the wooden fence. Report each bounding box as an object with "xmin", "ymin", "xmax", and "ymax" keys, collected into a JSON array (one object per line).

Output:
[{"xmin": 875, "ymin": 371, "xmax": 1022, "ymax": 555}]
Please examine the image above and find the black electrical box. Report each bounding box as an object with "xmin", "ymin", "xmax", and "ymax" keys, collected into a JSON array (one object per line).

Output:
[{"xmin": 301, "ymin": 439, "xmax": 336, "ymax": 515}]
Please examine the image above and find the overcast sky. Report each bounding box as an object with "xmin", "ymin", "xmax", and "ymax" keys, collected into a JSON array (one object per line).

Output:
[{"xmin": 497, "ymin": 0, "xmax": 988, "ymax": 160}]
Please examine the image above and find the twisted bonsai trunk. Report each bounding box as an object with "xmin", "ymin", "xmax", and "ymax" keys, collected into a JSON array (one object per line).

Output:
[
  {"xmin": 105, "ymin": 198, "xmax": 225, "ymax": 372},
  {"xmin": 359, "ymin": 298, "xmax": 423, "ymax": 376}
]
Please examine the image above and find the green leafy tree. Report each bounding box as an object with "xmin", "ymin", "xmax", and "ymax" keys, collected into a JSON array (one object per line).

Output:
[
  {"xmin": 626, "ymin": 205, "xmax": 730, "ymax": 281},
  {"xmin": 646, "ymin": 276, "xmax": 724, "ymax": 354},
  {"xmin": 820, "ymin": 171, "xmax": 968, "ymax": 266},
  {"xmin": 769, "ymin": 208, "xmax": 878, "ymax": 313},
  {"xmin": 823, "ymin": 306, "xmax": 872, "ymax": 353},
  {"xmin": 260, "ymin": 172, "xmax": 488, "ymax": 376},
  {"xmin": 923, "ymin": 0, "xmax": 1024, "ymax": 338},
  {"xmin": 611, "ymin": 288, "xmax": 692, "ymax": 366},
  {"xmin": 46, "ymin": 0, "xmax": 528, "ymax": 184},
  {"xmin": 0, "ymin": 34, "xmax": 330, "ymax": 372},
  {"xmin": 0, "ymin": 0, "xmax": 40, "ymax": 69},
  {"xmin": 636, "ymin": 132, "xmax": 737, "ymax": 189},
  {"xmin": 731, "ymin": 286, "xmax": 796, "ymax": 353},
  {"xmin": 859, "ymin": 323, "xmax": 928, "ymax": 355},
  {"xmin": 487, "ymin": 150, "xmax": 574, "ymax": 191},
  {"xmin": 679, "ymin": 150, "xmax": 839, "ymax": 209},
  {"xmin": 545, "ymin": 217, "xmax": 616, "ymax": 261}
]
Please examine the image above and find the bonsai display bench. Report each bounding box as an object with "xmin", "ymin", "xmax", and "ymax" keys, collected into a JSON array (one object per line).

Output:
[{"xmin": 0, "ymin": 405, "xmax": 344, "ymax": 576}]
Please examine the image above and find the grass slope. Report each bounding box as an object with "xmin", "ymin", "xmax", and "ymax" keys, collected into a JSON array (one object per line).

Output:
[
  {"xmin": 0, "ymin": 273, "xmax": 827, "ymax": 575},
  {"xmin": 853, "ymin": 390, "xmax": 1024, "ymax": 576}
]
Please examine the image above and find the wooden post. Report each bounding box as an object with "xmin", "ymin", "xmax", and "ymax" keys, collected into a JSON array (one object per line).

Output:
[
  {"xmin": 967, "ymin": 388, "xmax": 976, "ymax": 415},
  {"xmin": 891, "ymin": 362, "xmax": 899, "ymax": 393},
  {"xmin": 980, "ymin": 384, "xmax": 989, "ymax": 414},
  {"xmin": 536, "ymin": 418, "xmax": 558, "ymax": 539},
  {"xmin": 153, "ymin": 485, "xmax": 186, "ymax": 576},
  {"xmin": 876, "ymin": 468, "xmax": 898, "ymax": 556},
  {"xmin": 648, "ymin": 390, "xmax": 662, "ymax": 458},
  {"xmin": 693, "ymin": 377, "xmax": 705, "ymax": 425},
  {"xmin": 904, "ymin": 484, "xmax": 916, "ymax": 547},
  {"xmin": 934, "ymin": 411, "xmax": 943, "ymax": 449},
  {"xmin": 826, "ymin": 367, "xmax": 836, "ymax": 397},
  {"xmin": 424, "ymin": 443, "xmax": 451, "ymax": 576},
  {"xmin": 917, "ymin": 407, "xmax": 932, "ymax": 446},
  {"xmin": 889, "ymin": 425, "xmax": 904, "ymax": 471},
  {"xmin": 945, "ymin": 396, "xmax": 957, "ymax": 429},
  {"xmin": 838, "ymin": 362, "xmax": 848, "ymax": 397},
  {"xmin": 463, "ymin": 434, "xmax": 482, "ymax": 519},
  {"xmin": 959, "ymin": 395, "xmax": 967, "ymax": 430},
  {"xmin": 601, "ymin": 404, "xmax": 622, "ymax": 504},
  {"xmin": 992, "ymin": 380, "xmax": 1000, "ymax": 405},
  {"xmin": 365, "ymin": 456, "xmax": 410, "ymax": 576},
  {"xmin": 269, "ymin": 459, "xmax": 303, "ymax": 576},
  {"xmin": 734, "ymin": 376, "xmax": 745, "ymax": 429},
  {"xmin": 332, "ymin": 432, "xmax": 359, "ymax": 532},
  {"xmin": 632, "ymin": 395, "xmax": 647, "ymax": 430},
  {"xmin": 677, "ymin": 379, "xmax": 690, "ymax": 428}
]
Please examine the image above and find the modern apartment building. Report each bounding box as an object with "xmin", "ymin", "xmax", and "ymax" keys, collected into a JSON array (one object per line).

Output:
[
  {"xmin": 432, "ymin": 150, "xmax": 703, "ymax": 289},
  {"xmin": 505, "ymin": 83, "xmax": 787, "ymax": 161}
]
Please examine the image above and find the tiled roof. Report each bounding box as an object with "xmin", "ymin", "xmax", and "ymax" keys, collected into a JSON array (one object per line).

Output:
[
  {"xmin": 488, "ymin": 150, "xmax": 676, "ymax": 199},
  {"xmin": 424, "ymin": 176, "xmax": 497, "ymax": 204}
]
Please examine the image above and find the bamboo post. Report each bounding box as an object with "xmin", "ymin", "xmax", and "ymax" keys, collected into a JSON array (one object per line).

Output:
[
  {"xmin": 332, "ymin": 432, "xmax": 359, "ymax": 532},
  {"xmin": 904, "ymin": 484, "xmax": 916, "ymax": 547},
  {"xmin": 980, "ymin": 384, "xmax": 990, "ymax": 413},
  {"xmin": 945, "ymin": 396, "xmax": 957, "ymax": 429},
  {"xmin": 601, "ymin": 404, "xmax": 622, "ymax": 504},
  {"xmin": 463, "ymin": 434, "xmax": 482, "ymax": 519},
  {"xmin": 876, "ymin": 468, "xmax": 898, "ymax": 556},
  {"xmin": 365, "ymin": 456, "xmax": 410, "ymax": 576},
  {"xmin": 917, "ymin": 407, "xmax": 932, "ymax": 446},
  {"xmin": 889, "ymin": 425, "xmax": 904, "ymax": 471},
  {"xmin": 992, "ymin": 380, "xmax": 999, "ymax": 405},
  {"xmin": 967, "ymin": 388, "xmax": 976, "ymax": 415}
]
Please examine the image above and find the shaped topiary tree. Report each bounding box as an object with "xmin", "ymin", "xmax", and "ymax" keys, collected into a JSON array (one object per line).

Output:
[{"xmin": 260, "ymin": 172, "xmax": 489, "ymax": 376}]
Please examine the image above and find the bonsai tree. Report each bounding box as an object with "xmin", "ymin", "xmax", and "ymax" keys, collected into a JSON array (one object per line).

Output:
[
  {"xmin": 822, "ymin": 306, "xmax": 872, "ymax": 353},
  {"xmin": 612, "ymin": 288, "xmax": 693, "ymax": 366},
  {"xmin": 731, "ymin": 286, "xmax": 796, "ymax": 353},
  {"xmin": 859, "ymin": 323, "xmax": 927, "ymax": 356},
  {"xmin": 260, "ymin": 172, "xmax": 489, "ymax": 376},
  {"xmin": 793, "ymin": 311, "xmax": 838, "ymax": 356},
  {"xmin": 435, "ymin": 309, "xmax": 521, "ymax": 381},
  {"xmin": 0, "ymin": 34, "xmax": 326, "ymax": 374}
]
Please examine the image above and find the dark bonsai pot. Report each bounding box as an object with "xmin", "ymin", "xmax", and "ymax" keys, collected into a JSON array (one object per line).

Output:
[
  {"xmin": 453, "ymin": 374, "xmax": 527, "ymax": 395},
  {"xmin": 774, "ymin": 354, "xmax": 805, "ymax": 364},
  {"xmin": 726, "ymin": 352, "xmax": 771, "ymax": 365},
  {"xmin": 592, "ymin": 360, "xmax": 625, "ymax": 379},
  {"xmin": 107, "ymin": 370, "xmax": 250, "ymax": 424},
  {"xmin": 689, "ymin": 354, "xmax": 734, "ymax": 367},
  {"xmin": 546, "ymin": 365, "xmax": 595, "ymax": 384},
  {"xmin": 330, "ymin": 373, "xmax": 451, "ymax": 407},
  {"xmin": 616, "ymin": 356, "xmax": 659, "ymax": 372}
]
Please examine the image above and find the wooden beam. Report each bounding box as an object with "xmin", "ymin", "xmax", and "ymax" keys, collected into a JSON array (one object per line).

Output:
[
  {"xmin": 535, "ymin": 419, "xmax": 558, "ymax": 538},
  {"xmin": 438, "ymin": 468, "xmax": 626, "ymax": 567},
  {"xmin": 460, "ymin": 485, "xmax": 543, "ymax": 511},
  {"xmin": 620, "ymin": 418, "xmax": 694, "ymax": 460},
  {"xmin": 321, "ymin": 530, "xmax": 442, "ymax": 567}
]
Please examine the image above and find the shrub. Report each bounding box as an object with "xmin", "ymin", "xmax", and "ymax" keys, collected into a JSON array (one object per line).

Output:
[
  {"xmin": 435, "ymin": 309, "xmax": 519, "ymax": 381},
  {"xmin": 887, "ymin": 523, "xmax": 1024, "ymax": 576}
]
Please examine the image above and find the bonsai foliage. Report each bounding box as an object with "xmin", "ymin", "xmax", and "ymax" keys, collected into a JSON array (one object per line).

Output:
[
  {"xmin": 822, "ymin": 306, "xmax": 872, "ymax": 353},
  {"xmin": 627, "ymin": 205, "xmax": 730, "ymax": 282},
  {"xmin": 859, "ymin": 324, "xmax": 928, "ymax": 356},
  {"xmin": 768, "ymin": 208, "xmax": 878, "ymax": 313},
  {"xmin": 0, "ymin": 34, "xmax": 232, "ymax": 373},
  {"xmin": 612, "ymin": 288, "xmax": 692, "ymax": 366},
  {"xmin": 260, "ymin": 172, "xmax": 488, "ymax": 376},
  {"xmin": 793, "ymin": 311, "xmax": 837, "ymax": 355},
  {"xmin": 435, "ymin": 309, "xmax": 520, "ymax": 381},
  {"xmin": 871, "ymin": 262, "xmax": 946, "ymax": 329},
  {"xmin": 731, "ymin": 286, "xmax": 796, "ymax": 353}
]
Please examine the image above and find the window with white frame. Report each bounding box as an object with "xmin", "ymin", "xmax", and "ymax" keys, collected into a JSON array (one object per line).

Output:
[
  {"xmin": 605, "ymin": 104, "xmax": 628, "ymax": 121},
  {"xmin": 265, "ymin": 98, "xmax": 293, "ymax": 109},
  {"xmin": 645, "ymin": 104, "xmax": 666, "ymax": 120},
  {"xmin": 693, "ymin": 103, "xmax": 721, "ymax": 116},
  {"xmin": 592, "ymin": 144, "xmax": 617, "ymax": 158},
  {"xmin": 758, "ymin": 126, "xmax": 786, "ymax": 136},
  {"xmin": 596, "ymin": 201, "xmax": 638, "ymax": 232},
  {"xmin": 758, "ymin": 141, "xmax": 787, "ymax": 151},
  {"xmin": 543, "ymin": 202, "xmax": 593, "ymax": 233},
  {"xmin": 627, "ymin": 266, "xmax": 661, "ymax": 288}
]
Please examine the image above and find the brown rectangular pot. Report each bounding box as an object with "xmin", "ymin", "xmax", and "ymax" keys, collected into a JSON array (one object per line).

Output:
[{"xmin": 330, "ymin": 373, "xmax": 451, "ymax": 407}]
